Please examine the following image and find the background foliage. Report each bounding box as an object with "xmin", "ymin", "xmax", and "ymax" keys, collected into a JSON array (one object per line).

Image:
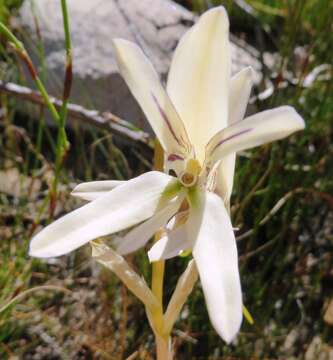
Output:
[{"xmin": 0, "ymin": 0, "xmax": 22, "ymax": 24}]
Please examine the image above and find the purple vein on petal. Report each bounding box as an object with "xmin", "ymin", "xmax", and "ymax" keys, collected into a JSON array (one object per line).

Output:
[
  {"xmin": 168, "ymin": 154, "xmax": 184, "ymax": 162},
  {"xmin": 211, "ymin": 128, "xmax": 253, "ymax": 154},
  {"xmin": 151, "ymin": 93, "xmax": 184, "ymax": 148},
  {"xmin": 181, "ymin": 135, "xmax": 192, "ymax": 154}
]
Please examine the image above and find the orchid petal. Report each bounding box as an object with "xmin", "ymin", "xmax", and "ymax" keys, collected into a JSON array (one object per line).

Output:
[
  {"xmin": 228, "ymin": 67, "xmax": 254, "ymax": 126},
  {"xmin": 116, "ymin": 191, "xmax": 186, "ymax": 255},
  {"xmin": 112, "ymin": 39, "xmax": 191, "ymax": 156},
  {"xmin": 148, "ymin": 210, "xmax": 191, "ymax": 261},
  {"xmin": 188, "ymin": 189, "xmax": 242, "ymax": 343},
  {"xmin": 30, "ymin": 172, "xmax": 181, "ymax": 258},
  {"xmin": 148, "ymin": 223, "xmax": 191, "ymax": 262},
  {"xmin": 216, "ymin": 67, "xmax": 254, "ymax": 203},
  {"xmin": 206, "ymin": 106, "xmax": 305, "ymax": 166},
  {"xmin": 71, "ymin": 180, "xmax": 126, "ymax": 201},
  {"xmin": 167, "ymin": 6, "xmax": 230, "ymax": 163}
]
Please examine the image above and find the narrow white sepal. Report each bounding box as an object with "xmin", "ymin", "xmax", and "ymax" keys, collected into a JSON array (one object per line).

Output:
[
  {"xmin": 112, "ymin": 38, "xmax": 191, "ymax": 156},
  {"xmin": 71, "ymin": 180, "xmax": 126, "ymax": 201},
  {"xmin": 206, "ymin": 106, "xmax": 305, "ymax": 166},
  {"xmin": 29, "ymin": 172, "xmax": 179, "ymax": 258},
  {"xmin": 216, "ymin": 67, "xmax": 254, "ymax": 201}
]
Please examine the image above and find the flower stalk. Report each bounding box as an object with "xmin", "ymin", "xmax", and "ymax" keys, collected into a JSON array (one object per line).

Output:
[
  {"xmin": 151, "ymin": 140, "xmax": 172, "ymax": 358},
  {"xmin": 155, "ymin": 335, "xmax": 173, "ymax": 360},
  {"xmin": 152, "ymin": 140, "xmax": 166, "ymax": 307}
]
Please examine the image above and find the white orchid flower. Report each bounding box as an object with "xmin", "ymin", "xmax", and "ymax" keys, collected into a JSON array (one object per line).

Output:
[{"xmin": 29, "ymin": 6, "xmax": 305, "ymax": 343}]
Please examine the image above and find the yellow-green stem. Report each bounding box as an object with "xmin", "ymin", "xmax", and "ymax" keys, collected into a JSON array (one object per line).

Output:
[
  {"xmin": 152, "ymin": 140, "xmax": 165, "ymax": 306},
  {"xmin": 156, "ymin": 334, "xmax": 172, "ymax": 360},
  {"xmin": 152, "ymin": 229, "xmax": 165, "ymax": 307},
  {"xmin": 151, "ymin": 140, "xmax": 172, "ymax": 359},
  {"xmin": 152, "ymin": 140, "xmax": 165, "ymax": 308}
]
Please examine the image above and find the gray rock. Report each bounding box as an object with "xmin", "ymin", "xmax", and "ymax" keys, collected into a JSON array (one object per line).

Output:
[{"xmin": 18, "ymin": 0, "xmax": 262, "ymax": 130}]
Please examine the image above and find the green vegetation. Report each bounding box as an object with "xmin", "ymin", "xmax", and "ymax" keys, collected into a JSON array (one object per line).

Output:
[
  {"xmin": 0, "ymin": 0, "xmax": 332, "ymax": 358},
  {"xmin": 0, "ymin": 0, "xmax": 23, "ymax": 24}
]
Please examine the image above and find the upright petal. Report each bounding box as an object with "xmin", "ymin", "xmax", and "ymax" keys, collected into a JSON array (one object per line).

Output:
[
  {"xmin": 115, "ymin": 191, "xmax": 186, "ymax": 255},
  {"xmin": 113, "ymin": 39, "xmax": 191, "ymax": 156},
  {"xmin": 167, "ymin": 7, "xmax": 230, "ymax": 163},
  {"xmin": 188, "ymin": 189, "xmax": 242, "ymax": 343},
  {"xmin": 228, "ymin": 67, "xmax": 254, "ymax": 127},
  {"xmin": 216, "ymin": 67, "xmax": 254, "ymax": 204},
  {"xmin": 206, "ymin": 106, "xmax": 305, "ymax": 166},
  {"xmin": 71, "ymin": 180, "xmax": 126, "ymax": 201},
  {"xmin": 30, "ymin": 172, "xmax": 181, "ymax": 258}
]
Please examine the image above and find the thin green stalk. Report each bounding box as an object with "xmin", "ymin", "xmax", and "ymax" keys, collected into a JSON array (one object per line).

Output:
[
  {"xmin": 150, "ymin": 140, "xmax": 170, "ymax": 358},
  {"xmin": 0, "ymin": 16, "xmax": 73, "ymax": 215},
  {"xmin": 31, "ymin": 0, "xmax": 48, "ymax": 171},
  {"xmin": 34, "ymin": 77, "xmax": 61, "ymax": 123},
  {"xmin": 50, "ymin": 0, "xmax": 73, "ymax": 213},
  {"xmin": 0, "ymin": 285, "xmax": 71, "ymax": 314},
  {"xmin": 33, "ymin": 107, "xmax": 46, "ymax": 170},
  {"xmin": 152, "ymin": 140, "xmax": 165, "ymax": 307},
  {"xmin": 0, "ymin": 22, "xmax": 24, "ymax": 52},
  {"xmin": 61, "ymin": 0, "xmax": 71, "ymax": 58},
  {"xmin": 0, "ymin": 22, "xmax": 61, "ymax": 126},
  {"xmin": 60, "ymin": 0, "xmax": 72, "ymax": 112}
]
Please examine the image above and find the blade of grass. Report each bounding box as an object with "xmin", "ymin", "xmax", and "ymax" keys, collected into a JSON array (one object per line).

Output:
[{"xmin": 50, "ymin": 0, "xmax": 73, "ymax": 216}]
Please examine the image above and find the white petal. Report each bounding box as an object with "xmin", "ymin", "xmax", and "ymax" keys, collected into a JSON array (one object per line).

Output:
[
  {"xmin": 71, "ymin": 180, "xmax": 126, "ymax": 201},
  {"xmin": 228, "ymin": 67, "xmax": 254, "ymax": 126},
  {"xmin": 188, "ymin": 190, "xmax": 242, "ymax": 343},
  {"xmin": 112, "ymin": 39, "xmax": 191, "ymax": 156},
  {"xmin": 215, "ymin": 155, "xmax": 235, "ymax": 208},
  {"xmin": 116, "ymin": 191, "xmax": 185, "ymax": 255},
  {"xmin": 148, "ymin": 223, "xmax": 190, "ymax": 262},
  {"xmin": 167, "ymin": 6, "xmax": 230, "ymax": 163},
  {"xmin": 29, "ymin": 172, "xmax": 181, "ymax": 258},
  {"xmin": 206, "ymin": 106, "xmax": 305, "ymax": 166},
  {"xmin": 216, "ymin": 67, "xmax": 254, "ymax": 203},
  {"xmin": 148, "ymin": 210, "xmax": 191, "ymax": 261}
]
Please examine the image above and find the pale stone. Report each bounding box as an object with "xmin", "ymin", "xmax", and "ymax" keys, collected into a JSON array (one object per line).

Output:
[{"xmin": 18, "ymin": 0, "xmax": 262, "ymax": 130}]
